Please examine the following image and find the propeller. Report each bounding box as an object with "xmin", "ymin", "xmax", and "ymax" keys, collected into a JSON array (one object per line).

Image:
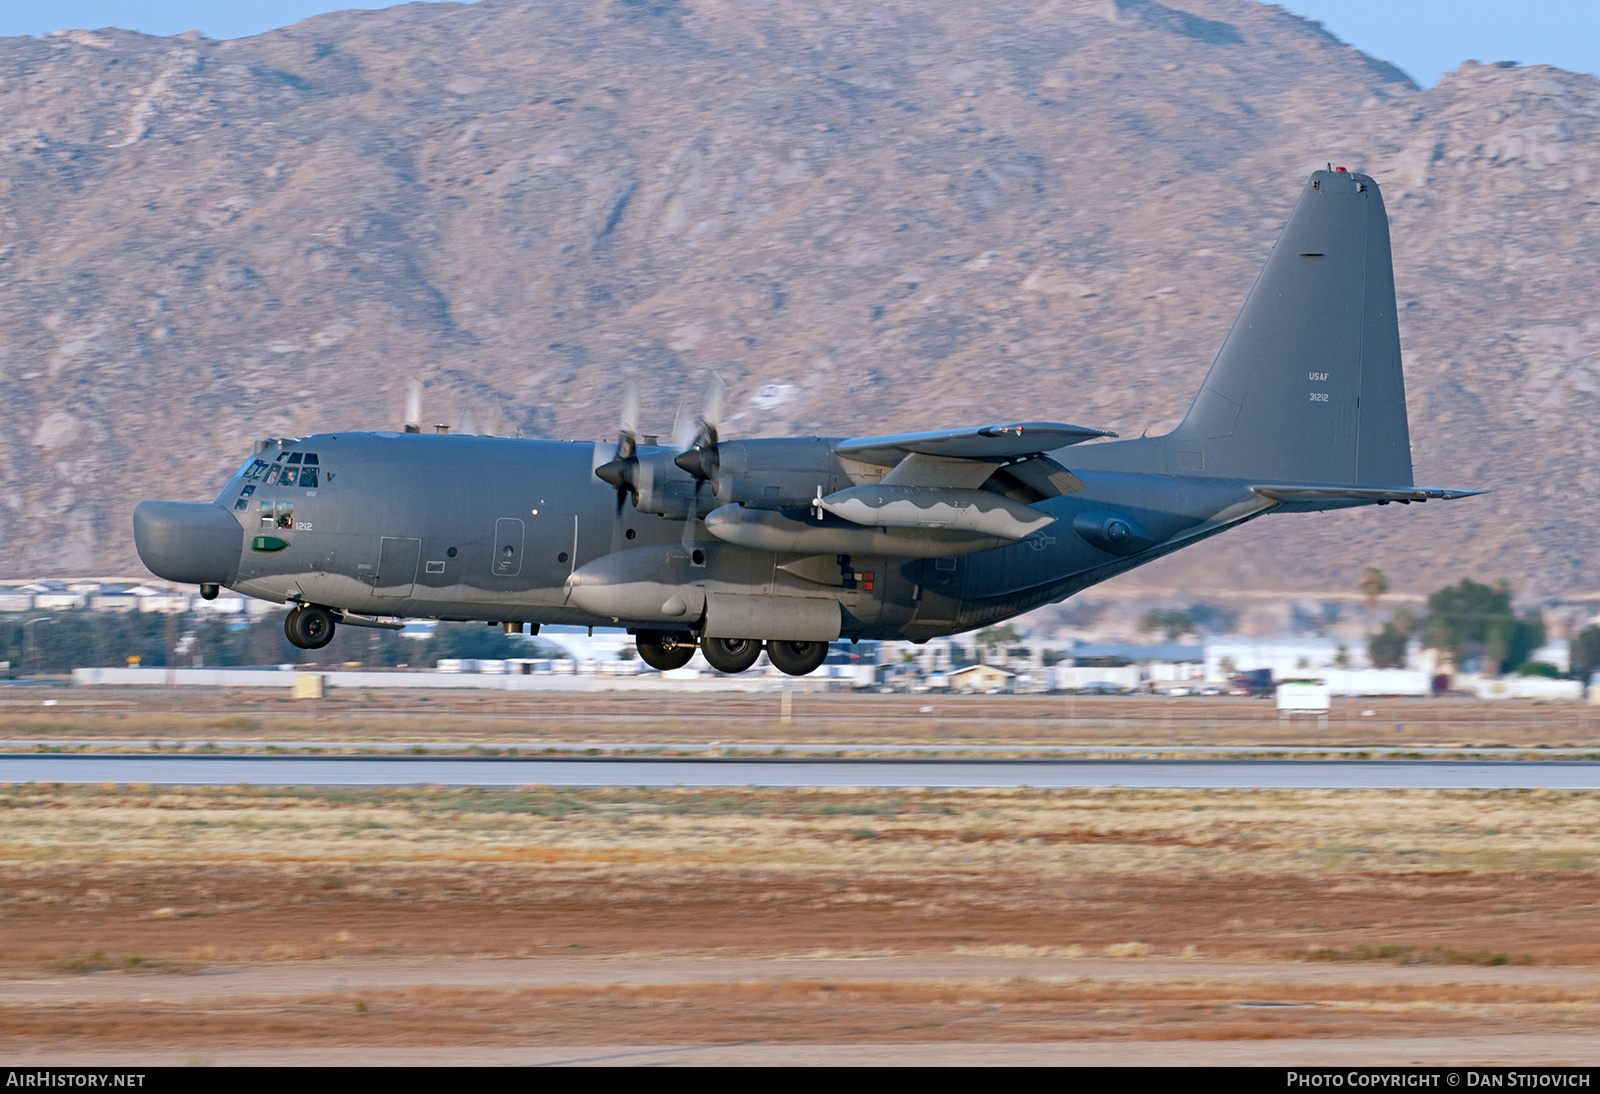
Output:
[
  {"xmin": 674, "ymin": 374, "xmax": 725, "ymax": 554},
  {"xmin": 404, "ymin": 378, "xmax": 424, "ymax": 433},
  {"xmin": 594, "ymin": 383, "xmax": 641, "ymax": 513},
  {"xmin": 673, "ymin": 373, "xmax": 725, "ymax": 490}
]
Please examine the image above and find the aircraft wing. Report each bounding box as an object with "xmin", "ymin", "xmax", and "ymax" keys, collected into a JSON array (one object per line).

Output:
[
  {"xmin": 834, "ymin": 422, "xmax": 1115, "ymax": 466},
  {"xmin": 1251, "ymin": 485, "xmax": 1485, "ymax": 504}
]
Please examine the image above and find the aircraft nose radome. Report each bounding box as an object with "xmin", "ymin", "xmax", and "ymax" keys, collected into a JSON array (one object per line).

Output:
[{"xmin": 133, "ymin": 501, "xmax": 243, "ymax": 586}]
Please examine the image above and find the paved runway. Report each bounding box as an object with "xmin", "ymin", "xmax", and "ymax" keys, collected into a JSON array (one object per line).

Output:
[{"xmin": 3, "ymin": 753, "xmax": 1598, "ymax": 788}]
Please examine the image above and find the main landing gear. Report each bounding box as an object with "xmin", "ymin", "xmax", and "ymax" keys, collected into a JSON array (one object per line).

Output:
[
  {"xmin": 701, "ymin": 636, "xmax": 763, "ymax": 674},
  {"xmin": 634, "ymin": 630, "xmax": 696, "ymax": 671},
  {"xmin": 633, "ymin": 633, "xmax": 829, "ymax": 677},
  {"xmin": 284, "ymin": 604, "xmax": 337, "ymax": 650},
  {"xmin": 764, "ymin": 640, "xmax": 828, "ymax": 677}
]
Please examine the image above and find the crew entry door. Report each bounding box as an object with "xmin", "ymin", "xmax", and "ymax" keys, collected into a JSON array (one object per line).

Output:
[
  {"xmin": 493, "ymin": 518, "xmax": 524, "ymax": 577},
  {"xmin": 373, "ymin": 537, "xmax": 421, "ymax": 598}
]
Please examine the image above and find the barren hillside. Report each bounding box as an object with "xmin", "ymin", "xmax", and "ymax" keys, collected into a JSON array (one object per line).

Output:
[{"xmin": 2, "ymin": 0, "xmax": 1596, "ymax": 599}]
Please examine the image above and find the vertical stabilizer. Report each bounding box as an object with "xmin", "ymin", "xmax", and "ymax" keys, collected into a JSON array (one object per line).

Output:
[{"xmin": 1166, "ymin": 169, "xmax": 1412, "ymax": 486}]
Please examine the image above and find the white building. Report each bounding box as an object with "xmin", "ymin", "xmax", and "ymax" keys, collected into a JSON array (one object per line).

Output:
[{"xmin": 1204, "ymin": 636, "xmax": 1373, "ymax": 680}]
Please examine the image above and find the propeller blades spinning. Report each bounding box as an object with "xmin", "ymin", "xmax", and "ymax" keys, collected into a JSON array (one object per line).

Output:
[
  {"xmin": 675, "ymin": 375, "xmax": 725, "ymax": 553},
  {"xmin": 594, "ymin": 383, "xmax": 641, "ymax": 512},
  {"xmin": 673, "ymin": 373, "xmax": 724, "ymax": 490},
  {"xmin": 592, "ymin": 375, "xmax": 727, "ymax": 556}
]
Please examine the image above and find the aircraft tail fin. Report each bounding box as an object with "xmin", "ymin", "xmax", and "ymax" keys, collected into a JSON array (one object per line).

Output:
[{"xmin": 1167, "ymin": 168, "xmax": 1413, "ymax": 486}]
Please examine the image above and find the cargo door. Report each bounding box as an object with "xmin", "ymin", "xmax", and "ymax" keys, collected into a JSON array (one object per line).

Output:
[{"xmin": 373, "ymin": 536, "xmax": 421, "ymax": 598}]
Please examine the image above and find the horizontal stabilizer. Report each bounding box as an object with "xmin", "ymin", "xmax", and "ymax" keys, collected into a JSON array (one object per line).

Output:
[
  {"xmin": 1252, "ymin": 484, "xmax": 1485, "ymax": 505},
  {"xmin": 836, "ymin": 422, "xmax": 1114, "ymax": 466}
]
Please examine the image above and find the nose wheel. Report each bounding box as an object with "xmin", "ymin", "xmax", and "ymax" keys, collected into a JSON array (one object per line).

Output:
[{"xmin": 284, "ymin": 604, "xmax": 337, "ymax": 650}]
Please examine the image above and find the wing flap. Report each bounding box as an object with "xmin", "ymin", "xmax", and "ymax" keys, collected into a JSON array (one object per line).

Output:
[
  {"xmin": 880, "ymin": 452, "xmax": 999, "ymax": 489},
  {"xmin": 836, "ymin": 421, "xmax": 1115, "ymax": 465},
  {"xmin": 1003, "ymin": 454, "xmax": 1087, "ymax": 498}
]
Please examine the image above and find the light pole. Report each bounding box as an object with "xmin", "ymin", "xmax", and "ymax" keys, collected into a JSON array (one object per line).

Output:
[{"xmin": 22, "ymin": 616, "xmax": 54, "ymax": 677}]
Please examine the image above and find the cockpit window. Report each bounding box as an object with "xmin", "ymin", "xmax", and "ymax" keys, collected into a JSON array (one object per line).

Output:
[{"xmin": 243, "ymin": 452, "xmax": 321, "ymax": 486}]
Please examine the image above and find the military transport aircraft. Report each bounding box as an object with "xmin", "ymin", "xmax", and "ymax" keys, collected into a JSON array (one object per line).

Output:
[{"xmin": 134, "ymin": 168, "xmax": 1479, "ymax": 676}]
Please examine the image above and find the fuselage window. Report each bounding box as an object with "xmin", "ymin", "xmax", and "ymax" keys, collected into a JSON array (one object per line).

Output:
[
  {"xmin": 299, "ymin": 467, "xmax": 318, "ymax": 488},
  {"xmin": 260, "ymin": 501, "xmax": 293, "ymax": 529},
  {"xmin": 264, "ymin": 465, "xmax": 281, "ymax": 485},
  {"xmin": 286, "ymin": 452, "xmax": 303, "ymax": 464},
  {"xmin": 280, "ymin": 467, "xmax": 299, "ymax": 487},
  {"xmin": 235, "ymin": 498, "xmax": 248, "ymax": 511},
  {"xmin": 302, "ymin": 453, "xmax": 319, "ymax": 465},
  {"xmin": 244, "ymin": 460, "xmax": 270, "ymax": 481}
]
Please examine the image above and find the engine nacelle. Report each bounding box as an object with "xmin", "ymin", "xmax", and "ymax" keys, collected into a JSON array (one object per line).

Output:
[{"xmin": 629, "ymin": 448, "xmax": 712, "ymax": 519}]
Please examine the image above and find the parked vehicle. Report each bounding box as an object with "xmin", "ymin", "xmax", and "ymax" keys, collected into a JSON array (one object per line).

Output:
[
  {"xmin": 1076, "ymin": 681, "xmax": 1129, "ymax": 695},
  {"xmin": 1229, "ymin": 669, "xmax": 1275, "ymax": 697}
]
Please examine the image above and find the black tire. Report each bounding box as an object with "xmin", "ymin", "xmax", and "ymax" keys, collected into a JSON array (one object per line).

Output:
[
  {"xmin": 284, "ymin": 605, "xmax": 336, "ymax": 650},
  {"xmin": 767, "ymin": 639, "xmax": 828, "ymax": 677},
  {"xmin": 636, "ymin": 630, "xmax": 695, "ymax": 671},
  {"xmin": 701, "ymin": 636, "xmax": 763, "ymax": 674}
]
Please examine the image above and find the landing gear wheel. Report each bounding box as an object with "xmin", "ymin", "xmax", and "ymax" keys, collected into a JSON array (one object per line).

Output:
[
  {"xmin": 701, "ymin": 636, "xmax": 763, "ymax": 674},
  {"xmin": 767, "ymin": 639, "xmax": 828, "ymax": 677},
  {"xmin": 635, "ymin": 630, "xmax": 695, "ymax": 671},
  {"xmin": 284, "ymin": 605, "xmax": 336, "ymax": 650}
]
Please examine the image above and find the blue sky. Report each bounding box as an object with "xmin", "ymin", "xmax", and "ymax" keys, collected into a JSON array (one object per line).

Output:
[{"xmin": 0, "ymin": 1, "xmax": 1597, "ymax": 89}]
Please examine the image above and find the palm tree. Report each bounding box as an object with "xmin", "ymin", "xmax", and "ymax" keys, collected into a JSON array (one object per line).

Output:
[{"xmin": 1360, "ymin": 567, "xmax": 1388, "ymax": 612}]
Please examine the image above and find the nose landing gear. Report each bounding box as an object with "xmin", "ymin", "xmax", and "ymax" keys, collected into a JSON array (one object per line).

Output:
[{"xmin": 285, "ymin": 604, "xmax": 337, "ymax": 650}]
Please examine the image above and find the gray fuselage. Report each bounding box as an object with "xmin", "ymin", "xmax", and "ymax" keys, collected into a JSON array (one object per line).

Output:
[{"xmin": 203, "ymin": 430, "xmax": 1267, "ymax": 641}]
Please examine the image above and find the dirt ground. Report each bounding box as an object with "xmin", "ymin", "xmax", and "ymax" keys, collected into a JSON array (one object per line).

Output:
[
  {"xmin": 3, "ymin": 782, "xmax": 1599, "ymax": 1064},
  {"xmin": 4, "ymin": 688, "xmax": 1600, "ymax": 749}
]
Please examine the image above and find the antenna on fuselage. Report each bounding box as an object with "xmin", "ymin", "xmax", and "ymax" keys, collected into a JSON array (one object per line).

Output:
[{"xmin": 404, "ymin": 377, "xmax": 424, "ymax": 434}]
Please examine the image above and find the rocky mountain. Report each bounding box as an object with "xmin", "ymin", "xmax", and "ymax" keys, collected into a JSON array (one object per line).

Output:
[{"xmin": 2, "ymin": 0, "xmax": 1597, "ymax": 603}]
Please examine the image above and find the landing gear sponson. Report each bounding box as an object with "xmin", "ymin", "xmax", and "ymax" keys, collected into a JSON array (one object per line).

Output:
[
  {"xmin": 282, "ymin": 609, "xmax": 829, "ymax": 677},
  {"xmin": 634, "ymin": 631, "xmax": 827, "ymax": 676}
]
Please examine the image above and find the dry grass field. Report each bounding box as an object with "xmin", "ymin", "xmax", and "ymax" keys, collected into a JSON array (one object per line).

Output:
[{"xmin": 3, "ymin": 779, "xmax": 1599, "ymax": 1063}]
